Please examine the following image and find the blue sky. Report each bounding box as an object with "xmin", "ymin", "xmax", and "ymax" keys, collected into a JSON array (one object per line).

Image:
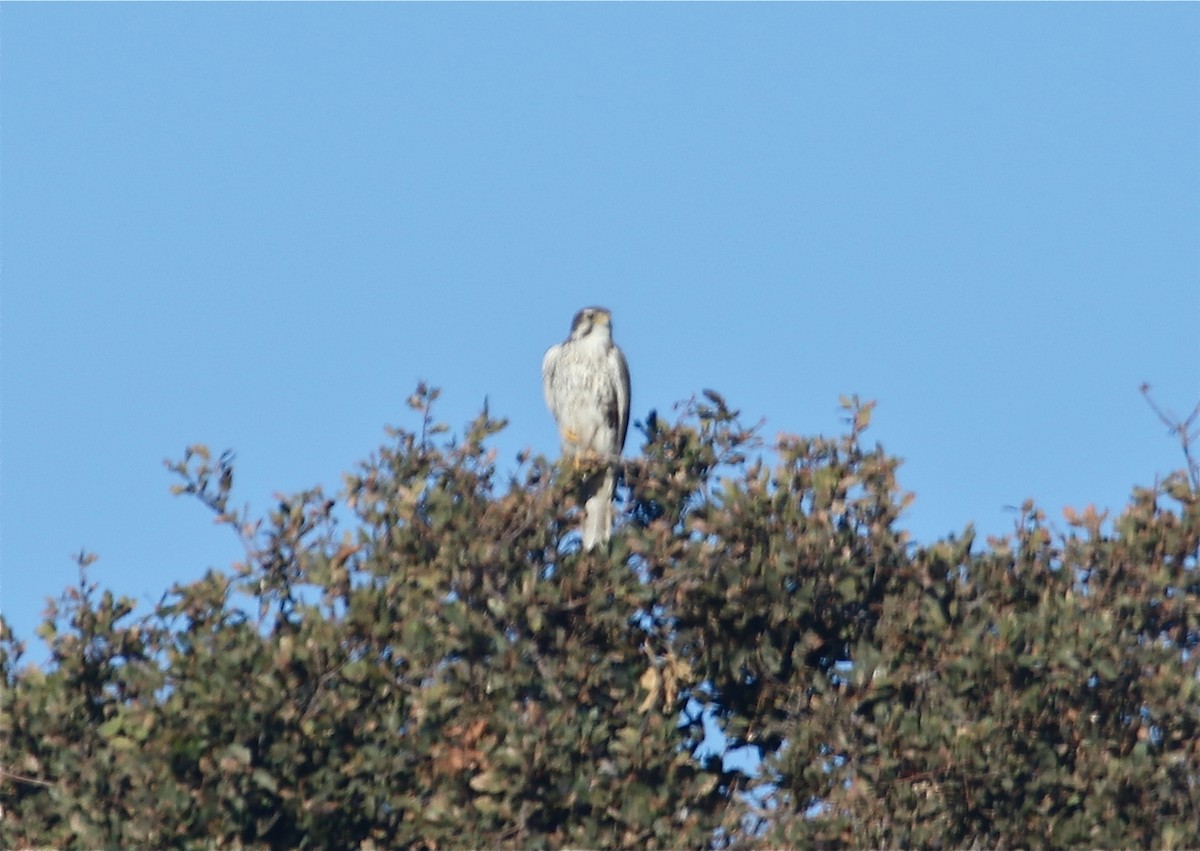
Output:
[{"xmin": 2, "ymin": 4, "xmax": 1197, "ymax": 654}]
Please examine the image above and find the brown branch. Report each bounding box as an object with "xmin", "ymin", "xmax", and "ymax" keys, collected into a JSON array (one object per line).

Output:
[
  {"xmin": 0, "ymin": 767, "xmax": 54, "ymax": 789},
  {"xmin": 1141, "ymin": 383, "xmax": 1200, "ymax": 490}
]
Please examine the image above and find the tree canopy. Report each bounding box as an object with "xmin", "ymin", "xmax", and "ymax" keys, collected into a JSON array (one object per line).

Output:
[{"xmin": 3, "ymin": 385, "xmax": 1198, "ymax": 849}]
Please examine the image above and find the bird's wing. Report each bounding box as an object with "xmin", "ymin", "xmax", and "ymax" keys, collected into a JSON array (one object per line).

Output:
[
  {"xmin": 542, "ymin": 343, "xmax": 562, "ymax": 419},
  {"xmin": 611, "ymin": 344, "xmax": 631, "ymax": 452}
]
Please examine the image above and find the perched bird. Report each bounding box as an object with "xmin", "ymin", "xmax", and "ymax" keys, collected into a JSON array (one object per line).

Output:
[{"xmin": 542, "ymin": 307, "xmax": 631, "ymax": 550}]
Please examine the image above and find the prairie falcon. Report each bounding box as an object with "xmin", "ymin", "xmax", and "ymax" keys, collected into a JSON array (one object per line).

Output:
[{"xmin": 542, "ymin": 307, "xmax": 631, "ymax": 550}]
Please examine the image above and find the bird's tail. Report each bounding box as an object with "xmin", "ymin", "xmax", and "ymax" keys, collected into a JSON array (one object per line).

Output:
[{"xmin": 581, "ymin": 467, "xmax": 616, "ymax": 551}]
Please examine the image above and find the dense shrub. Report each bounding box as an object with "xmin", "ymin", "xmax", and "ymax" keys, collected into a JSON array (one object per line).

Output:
[{"xmin": 3, "ymin": 386, "xmax": 1198, "ymax": 848}]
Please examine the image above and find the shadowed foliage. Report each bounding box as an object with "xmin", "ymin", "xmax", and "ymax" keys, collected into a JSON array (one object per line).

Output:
[{"xmin": 3, "ymin": 386, "xmax": 1198, "ymax": 849}]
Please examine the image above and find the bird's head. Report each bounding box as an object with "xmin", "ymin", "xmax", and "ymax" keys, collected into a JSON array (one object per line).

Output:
[{"xmin": 568, "ymin": 306, "xmax": 613, "ymax": 342}]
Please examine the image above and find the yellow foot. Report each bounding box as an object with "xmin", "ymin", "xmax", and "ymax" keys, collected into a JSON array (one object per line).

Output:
[{"xmin": 560, "ymin": 445, "xmax": 596, "ymax": 471}]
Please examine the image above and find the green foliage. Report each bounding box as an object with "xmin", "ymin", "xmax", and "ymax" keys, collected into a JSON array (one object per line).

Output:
[{"xmin": 3, "ymin": 385, "xmax": 1198, "ymax": 848}]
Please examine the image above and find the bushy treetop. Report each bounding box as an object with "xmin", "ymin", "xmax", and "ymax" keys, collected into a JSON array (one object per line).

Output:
[{"xmin": 3, "ymin": 386, "xmax": 1198, "ymax": 849}]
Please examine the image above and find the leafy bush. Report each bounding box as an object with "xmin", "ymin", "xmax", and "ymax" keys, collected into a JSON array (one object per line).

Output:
[{"xmin": 3, "ymin": 386, "xmax": 1198, "ymax": 848}]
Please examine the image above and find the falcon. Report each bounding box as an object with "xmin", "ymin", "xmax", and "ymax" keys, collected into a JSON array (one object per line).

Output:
[{"xmin": 542, "ymin": 307, "xmax": 631, "ymax": 550}]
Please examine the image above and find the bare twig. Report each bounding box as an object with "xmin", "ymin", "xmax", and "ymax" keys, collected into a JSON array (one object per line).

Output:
[
  {"xmin": 1140, "ymin": 383, "xmax": 1200, "ymax": 491},
  {"xmin": 0, "ymin": 767, "xmax": 53, "ymax": 789}
]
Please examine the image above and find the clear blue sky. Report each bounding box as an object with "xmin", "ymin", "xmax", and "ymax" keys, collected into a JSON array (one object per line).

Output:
[{"xmin": 3, "ymin": 4, "xmax": 1198, "ymax": 654}]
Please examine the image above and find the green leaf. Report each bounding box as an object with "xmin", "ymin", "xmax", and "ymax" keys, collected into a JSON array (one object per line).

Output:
[
  {"xmin": 252, "ymin": 768, "xmax": 278, "ymax": 793},
  {"xmin": 224, "ymin": 743, "xmax": 252, "ymax": 766},
  {"xmin": 468, "ymin": 770, "xmax": 505, "ymax": 794}
]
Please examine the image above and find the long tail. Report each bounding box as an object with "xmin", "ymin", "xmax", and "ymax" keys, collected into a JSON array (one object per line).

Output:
[{"xmin": 581, "ymin": 467, "xmax": 616, "ymax": 551}]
